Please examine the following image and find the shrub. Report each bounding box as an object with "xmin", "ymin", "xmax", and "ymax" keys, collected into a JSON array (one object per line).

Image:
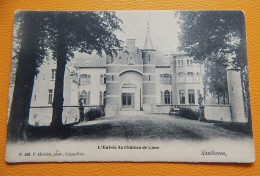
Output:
[
  {"xmin": 178, "ymin": 107, "xmax": 199, "ymax": 120},
  {"xmin": 85, "ymin": 107, "xmax": 105, "ymax": 121}
]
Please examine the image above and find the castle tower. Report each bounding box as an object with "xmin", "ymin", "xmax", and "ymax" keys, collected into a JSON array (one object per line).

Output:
[
  {"xmin": 226, "ymin": 69, "xmax": 247, "ymax": 122},
  {"xmin": 142, "ymin": 22, "xmax": 156, "ymax": 111},
  {"xmin": 170, "ymin": 55, "xmax": 178, "ymax": 105}
]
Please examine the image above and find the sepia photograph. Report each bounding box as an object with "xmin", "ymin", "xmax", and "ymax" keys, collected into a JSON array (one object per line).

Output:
[{"xmin": 5, "ymin": 10, "xmax": 255, "ymax": 163}]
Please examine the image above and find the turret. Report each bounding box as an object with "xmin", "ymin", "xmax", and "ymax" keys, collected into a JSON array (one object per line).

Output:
[{"xmin": 142, "ymin": 22, "xmax": 156, "ymax": 111}]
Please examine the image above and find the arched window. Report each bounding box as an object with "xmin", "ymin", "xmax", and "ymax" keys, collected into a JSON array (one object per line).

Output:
[
  {"xmin": 164, "ymin": 90, "xmax": 171, "ymax": 104},
  {"xmin": 81, "ymin": 90, "xmax": 90, "ymax": 105}
]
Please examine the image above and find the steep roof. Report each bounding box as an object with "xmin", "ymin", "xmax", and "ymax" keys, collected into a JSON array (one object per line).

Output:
[
  {"xmin": 143, "ymin": 22, "xmax": 155, "ymax": 50},
  {"xmin": 73, "ymin": 52, "xmax": 106, "ymax": 67}
]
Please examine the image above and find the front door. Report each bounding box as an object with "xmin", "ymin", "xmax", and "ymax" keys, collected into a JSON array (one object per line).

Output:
[{"xmin": 122, "ymin": 93, "xmax": 134, "ymax": 109}]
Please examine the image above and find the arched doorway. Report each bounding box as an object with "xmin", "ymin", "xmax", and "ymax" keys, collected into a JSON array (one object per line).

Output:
[{"xmin": 119, "ymin": 71, "xmax": 142, "ymax": 111}]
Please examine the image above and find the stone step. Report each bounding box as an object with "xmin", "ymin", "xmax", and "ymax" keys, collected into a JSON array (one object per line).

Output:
[{"xmin": 119, "ymin": 110, "xmax": 147, "ymax": 116}]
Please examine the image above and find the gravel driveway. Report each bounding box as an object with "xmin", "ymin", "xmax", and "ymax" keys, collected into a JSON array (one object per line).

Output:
[{"xmin": 73, "ymin": 113, "xmax": 250, "ymax": 141}]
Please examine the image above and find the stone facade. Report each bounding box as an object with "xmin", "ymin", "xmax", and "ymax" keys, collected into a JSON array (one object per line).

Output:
[{"xmin": 28, "ymin": 25, "xmax": 205, "ymax": 124}]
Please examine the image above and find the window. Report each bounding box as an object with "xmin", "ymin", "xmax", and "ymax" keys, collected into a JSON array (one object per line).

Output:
[
  {"xmin": 187, "ymin": 59, "xmax": 193, "ymax": 65},
  {"xmin": 149, "ymin": 75, "xmax": 151, "ymax": 81},
  {"xmin": 195, "ymin": 72, "xmax": 200, "ymax": 83},
  {"xmin": 160, "ymin": 74, "xmax": 172, "ymax": 84},
  {"xmin": 187, "ymin": 72, "xmax": 194, "ymax": 83},
  {"xmin": 99, "ymin": 91, "xmax": 103, "ymax": 105},
  {"xmin": 164, "ymin": 90, "xmax": 171, "ymax": 104},
  {"xmin": 188, "ymin": 89, "xmax": 195, "ymax": 104},
  {"xmin": 103, "ymin": 91, "xmax": 106, "ymax": 106},
  {"xmin": 80, "ymin": 74, "xmax": 91, "ymax": 85},
  {"xmin": 177, "ymin": 72, "xmax": 185, "ymax": 83},
  {"xmin": 81, "ymin": 90, "xmax": 90, "ymax": 105},
  {"xmin": 51, "ymin": 69, "xmax": 56, "ymax": 80},
  {"xmin": 48, "ymin": 89, "xmax": 53, "ymax": 104},
  {"xmin": 112, "ymin": 75, "xmax": 114, "ymax": 81},
  {"xmin": 100, "ymin": 74, "xmax": 106, "ymax": 84},
  {"xmin": 179, "ymin": 90, "xmax": 185, "ymax": 104},
  {"xmin": 177, "ymin": 59, "xmax": 183, "ymax": 66},
  {"xmin": 148, "ymin": 54, "xmax": 151, "ymax": 62}
]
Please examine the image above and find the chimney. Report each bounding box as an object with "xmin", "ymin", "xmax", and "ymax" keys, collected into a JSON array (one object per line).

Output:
[{"xmin": 126, "ymin": 39, "xmax": 136, "ymax": 51}]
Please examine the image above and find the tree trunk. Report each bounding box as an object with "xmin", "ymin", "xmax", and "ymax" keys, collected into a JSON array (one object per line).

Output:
[
  {"xmin": 51, "ymin": 15, "xmax": 67, "ymax": 128},
  {"xmin": 50, "ymin": 54, "xmax": 66, "ymax": 128},
  {"xmin": 223, "ymin": 91, "xmax": 226, "ymax": 104},
  {"xmin": 217, "ymin": 91, "xmax": 220, "ymax": 104},
  {"xmin": 7, "ymin": 57, "xmax": 36, "ymax": 142},
  {"xmin": 7, "ymin": 13, "xmax": 39, "ymax": 142},
  {"xmin": 203, "ymin": 59, "xmax": 209, "ymax": 103}
]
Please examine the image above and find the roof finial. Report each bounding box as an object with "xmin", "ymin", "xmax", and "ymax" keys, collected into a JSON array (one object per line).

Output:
[{"xmin": 143, "ymin": 21, "xmax": 155, "ymax": 50}]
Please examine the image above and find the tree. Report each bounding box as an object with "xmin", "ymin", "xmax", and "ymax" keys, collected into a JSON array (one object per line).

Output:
[
  {"xmin": 177, "ymin": 11, "xmax": 252, "ymax": 129},
  {"xmin": 177, "ymin": 11, "xmax": 247, "ymax": 67},
  {"xmin": 48, "ymin": 11, "xmax": 122, "ymax": 128},
  {"xmin": 7, "ymin": 11, "xmax": 49, "ymax": 142},
  {"xmin": 176, "ymin": 11, "xmax": 248, "ymax": 103},
  {"xmin": 207, "ymin": 61, "xmax": 229, "ymax": 104}
]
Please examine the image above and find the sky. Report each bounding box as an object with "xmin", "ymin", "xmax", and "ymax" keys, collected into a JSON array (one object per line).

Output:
[{"xmin": 114, "ymin": 11, "xmax": 180, "ymax": 54}]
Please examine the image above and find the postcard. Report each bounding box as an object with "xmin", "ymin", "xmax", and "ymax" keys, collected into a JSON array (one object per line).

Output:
[{"xmin": 5, "ymin": 10, "xmax": 255, "ymax": 163}]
